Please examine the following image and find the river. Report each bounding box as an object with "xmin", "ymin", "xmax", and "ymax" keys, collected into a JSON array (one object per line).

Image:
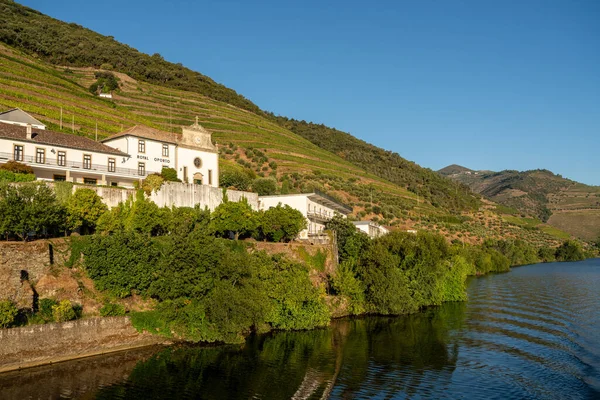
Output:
[{"xmin": 1, "ymin": 259, "xmax": 598, "ymax": 399}]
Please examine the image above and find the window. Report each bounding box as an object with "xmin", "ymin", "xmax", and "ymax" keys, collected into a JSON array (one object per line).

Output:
[
  {"xmin": 83, "ymin": 154, "xmax": 92, "ymax": 169},
  {"xmin": 138, "ymin": 162, "xmax": 145, "ymax": 176},
  {"xmin": 57, "ymin": 151, "xmax": 66, "ymax": 166},
  {"xmin": 84, "ymin": 177, "xmax": 97, "ymax": 185},
  {"xmin": 13, "ymin": 145, "xmax": 24, "ymax": 161},
  {"xmin": 193, "ymin": 157, "xmax": 202, "ymax": 168},
  {"xmin": 138, "ymin": 140, "xmax": 145, "ymax": 153},
  {"xmin": 208, "ymin": 169, "xmax": 212, "ymax": 185},
  {"xmin": 162, "ymin": 144, "xmax": 169, "ymax": 157},
  {"xmin": 53, "ymin": 175, "xmax": 66, "ymax": 182},
  {"xmin": 108, "ymin": 158, "xmax": 116, "ymax": 172},
  {"xmin": 36, "ymin": 148, "xmax": 45, "ymax": 164},
  {"xmin": 110, "ymin": 182, "xmax": 118, "ymax": 187}
]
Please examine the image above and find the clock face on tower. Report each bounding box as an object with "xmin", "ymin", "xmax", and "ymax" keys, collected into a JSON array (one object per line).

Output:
[{"xmin": 194, "ymin": 136, "xmax": 202, "ymax": 145}]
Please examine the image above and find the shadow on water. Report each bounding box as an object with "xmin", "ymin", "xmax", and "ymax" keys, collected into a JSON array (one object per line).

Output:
[{"xmin": 90, "ymin": 302, "xmax": 467, "ymax": 400}]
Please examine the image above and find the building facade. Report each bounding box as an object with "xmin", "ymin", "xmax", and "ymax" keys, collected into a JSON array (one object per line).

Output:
[
  {"xmin": 352, "ymin": 220, "xmax": 389, "ymax": 239},
  {"xmin": 101, "ymin": 118, "xmax": 219, "ymax": 187},
  {"xmin": 0, "ymin": 110, "xmax": 219, "ymax": 188},
  {"xmin": 258, "ymin": 192, "xmax": 352, "ymax": 241}
]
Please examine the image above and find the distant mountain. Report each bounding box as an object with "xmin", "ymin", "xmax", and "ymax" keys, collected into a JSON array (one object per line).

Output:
[
  {"xmin": 439, "ymin": 166, "xmax": 600, "ymax": 241},
  {"xmin": 438, "ymin": 164, "xmax": 473, "ymax": 176}
]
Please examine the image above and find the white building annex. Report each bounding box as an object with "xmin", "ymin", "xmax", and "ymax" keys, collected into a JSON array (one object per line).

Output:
[
  {"xmin": 259, "ymin": 192, "xmax": 352, "ymax": 241},
  {"xmin": 0, "ymin": 109, "xmax": 219, "ymax": 188},
  {"xmin": 352, "ymin": 220, "xmax": 389, "ymax": 239}
]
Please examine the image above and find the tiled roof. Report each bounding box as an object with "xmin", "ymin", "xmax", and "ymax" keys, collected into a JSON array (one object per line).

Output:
[
  {"xmin": 0, "ymin": 123, "xmax": 128, "ymax": 156},
  {"xmin": 101, "ymin": 125, "xmax": 180, "ymax": 144},
  {"xmin": 0, "ymin": 108, "xmax": 46, "ymax": 127}
]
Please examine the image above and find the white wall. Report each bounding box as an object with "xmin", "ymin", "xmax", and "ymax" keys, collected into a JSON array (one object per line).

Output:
[
  {"xmin": 176, "ymin": 146, "xmax": 219, "ymax": 187},
  {"xmin": 0, "ymin": 137, "xmax": 131, "ymax": 185},
  {"xmin": 103, "ymin": 136, "xmax": 174, "ymax": 176}
]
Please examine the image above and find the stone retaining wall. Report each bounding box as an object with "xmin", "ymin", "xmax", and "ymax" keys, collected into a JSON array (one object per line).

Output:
[{"xmin": 0, "ymin": 316, "xmax": 167, "ymax": 373}]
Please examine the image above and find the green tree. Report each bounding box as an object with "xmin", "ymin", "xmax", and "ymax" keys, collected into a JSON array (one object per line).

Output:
[
  {"xmin": 259, "ymin": 204, "xmax": 307, "ymax": 242},
  {"xmin": 555, "ymin": 240, "xmax": 585, "ymax": 262},
  {"xmin": 65, "ymin": 188, "xmax": 108, "ymax": 233},
  {"xmin": 160, "ymin": 167, "xmax": 181, "ymax": 182},
  {"xmin": 0, "ymin": 182, "xmax": 65, "ymax": 240},
  {"xmin": 252, "ymin": 178, "xmax": 278, "ymax": 196},
  {"xmin": 209, "ymin": 199, "xmax": 258, "ymax": 240}
]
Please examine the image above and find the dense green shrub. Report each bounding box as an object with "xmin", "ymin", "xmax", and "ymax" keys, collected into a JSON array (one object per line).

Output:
[
  {"xmin": 219, "ymin": 164, "xmax": 254, "ymax": 191},
  {"xmin": 65, "ymin": 188, "xmax": 107, "ymax": 233},
  {"xmin": 0, "ymin": 170, "xmax": 36, "ymax": 182},
  {"xmin": 0, "ymin": 299, "xmax": 18, "ymax": 328},
  {"xmin": 259, "ymin": 204, "xmax": 307, "ymax": 242},
  {"xmin": 555, "ymin": 240, "xmax": 585, "ymax": 262},
  {"xmin": 84, "ymin": 231, "xmax": 160, "ymax": 298},
  {"xmin": 52, "ymin": 300, "xmax": 76, "ymax": 322},
  {"xmin": 38, "ymin": 298, "xmax": 59, "ymax": 322},
  {"xmin": 252, "ymin": 178, "xmax": 278, "ymax": 196},
  {"xmin": 160, "ymin": 167, "xmax": 181, "ymax": 182}
]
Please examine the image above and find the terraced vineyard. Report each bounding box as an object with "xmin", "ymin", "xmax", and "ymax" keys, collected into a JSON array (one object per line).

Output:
[{"xmin": 0, "ymin": 43, "xmax": 583, "ymax": 248}]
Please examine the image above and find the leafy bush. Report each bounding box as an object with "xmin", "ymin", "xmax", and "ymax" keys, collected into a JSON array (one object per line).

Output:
[
  {"xmin": 160, "ymin": 167, "xmax": 181, "ymax": 182},
  {"xmin": 100, "ymin": 302, "xmax": 126, "ymax": 317},
  {"xmin": 0, "ymin": 160, "xmax": 34, "ymax": 174},
  {"xmin": 84, "ymin": 231, "xmax": 160, "ymax": 298},
  {"xmin": 0, "ymin": 169, "xmax": 36, "ymax": 182},
  {"xmin": 0, "ymin": 299, "xmax": 18, "ymax": 328},
  {"xmin": 219, "ymin": 164, "xmax": 254, "ymax": 191},
  {"xmin": 555, "ymin": 240, "xmax": 585, "ymax": 262},
  {"xmin": 38, "ymin": 298, "xmax": 58, "ymax": 322},
  {"xmin": 139, "ymin": 174, "xmax": 164, "ymax": 195},
  {"xmin": 252, "ymin": 178, "xmax": 277, "ymax": 196},
  {"xmin": 52, "ymin": 300, "xmax": 76, "ymax": 322}
]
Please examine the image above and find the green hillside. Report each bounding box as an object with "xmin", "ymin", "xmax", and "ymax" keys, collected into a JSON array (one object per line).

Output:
[
  {"xmin": 0, "ymin": 1, "xmax": 587, "ymax": 249},
  {"xmin": 440, "ymin": 166, "xmax": 600, "ymax": 241},
  {"xmin": 0, "ymin": 0, "xmax": 478, "ymax": 213}
]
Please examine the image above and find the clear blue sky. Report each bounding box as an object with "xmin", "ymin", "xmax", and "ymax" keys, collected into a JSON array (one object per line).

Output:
[{"xmin": 19, "ymin": 0, "xmax": 600, "ymax": 185}]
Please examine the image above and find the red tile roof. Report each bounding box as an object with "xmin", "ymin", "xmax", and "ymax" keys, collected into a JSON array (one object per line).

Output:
[
  {"xmin": 101, "ymin": 125, "xmax": 180, "ymax": 144},
  {"xmin": 0, "ymin": 123, "xmax": 128, "ymax": 156}
]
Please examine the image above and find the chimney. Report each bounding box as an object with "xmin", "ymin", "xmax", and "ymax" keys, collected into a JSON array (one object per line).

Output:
[{"xmin": 26, "ymin": 124, "xmax": 33, "ymax": 139}]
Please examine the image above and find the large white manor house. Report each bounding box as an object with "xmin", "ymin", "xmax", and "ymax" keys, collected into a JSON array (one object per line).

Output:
[{"xmin": 0, "ymin": 109, "xmax": 219, "ymax": 188}]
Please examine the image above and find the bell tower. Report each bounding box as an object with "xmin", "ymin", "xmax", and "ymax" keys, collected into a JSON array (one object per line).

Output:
[{"xmin": 180, "ymin": 116, "xmax": 217, "ymax": 152}]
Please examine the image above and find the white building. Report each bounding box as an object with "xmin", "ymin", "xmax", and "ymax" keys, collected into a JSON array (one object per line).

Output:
[
  {"xmin": 259, "ymin": 192, "xmax": 352, "ymax": 241},
  {"xmin": 0, "ymin": 108, "xmax": 46, "ymax": 130},
  {"xmin": 101, "ymin": 117, "xmax": 219, "ymax": 186},
  {"xmin": 0, "ymin": 110, "xmax": 219, "ymax": 188},
  {"xmin": 352, "ymin": 221, "xmax": 389, "ymax": 239}
]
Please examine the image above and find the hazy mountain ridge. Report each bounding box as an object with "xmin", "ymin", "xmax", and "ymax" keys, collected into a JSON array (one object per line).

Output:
[{"xmin": 439, "ymin": 165, "xmax": 600, "ymax": 241}]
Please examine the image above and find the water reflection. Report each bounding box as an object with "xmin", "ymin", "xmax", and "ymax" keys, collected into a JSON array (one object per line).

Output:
[{"xmin": 1, "ymin": 259, "xmax": 599, "ymax": 400}]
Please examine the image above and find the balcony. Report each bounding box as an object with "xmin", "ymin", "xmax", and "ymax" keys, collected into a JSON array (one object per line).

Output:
[
  {"xmin": 307, "ymin": 211, "xmax": 333, "ymax": 223},
  {"xmin": 0, "ymin": 152, "xmax": 158, "ymax": 178}
]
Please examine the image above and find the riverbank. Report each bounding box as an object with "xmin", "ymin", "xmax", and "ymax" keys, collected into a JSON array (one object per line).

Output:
[{"xmin": 0, "ymin": 316, "xmax": 169, "ymax": 373}]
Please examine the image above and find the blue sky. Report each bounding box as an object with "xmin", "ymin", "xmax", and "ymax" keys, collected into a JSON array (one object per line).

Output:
[{"xmin": 19, "ymin": 0, "xmax": 600, "ymax": 185}]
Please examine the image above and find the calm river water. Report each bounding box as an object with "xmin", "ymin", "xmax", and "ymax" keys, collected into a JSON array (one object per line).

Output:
[{"xmin": 1, "ymin": 259, "xmax": 599, "ymax": 399}]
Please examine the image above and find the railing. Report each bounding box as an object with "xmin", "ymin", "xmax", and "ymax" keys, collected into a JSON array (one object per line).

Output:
[
  {"xmin": 307, "ymin": 211, "xmax": 333, "ymax": 222},
  {"xmin": 0, "ymin": 152, "xmax": 159, "ymax": 178}
]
